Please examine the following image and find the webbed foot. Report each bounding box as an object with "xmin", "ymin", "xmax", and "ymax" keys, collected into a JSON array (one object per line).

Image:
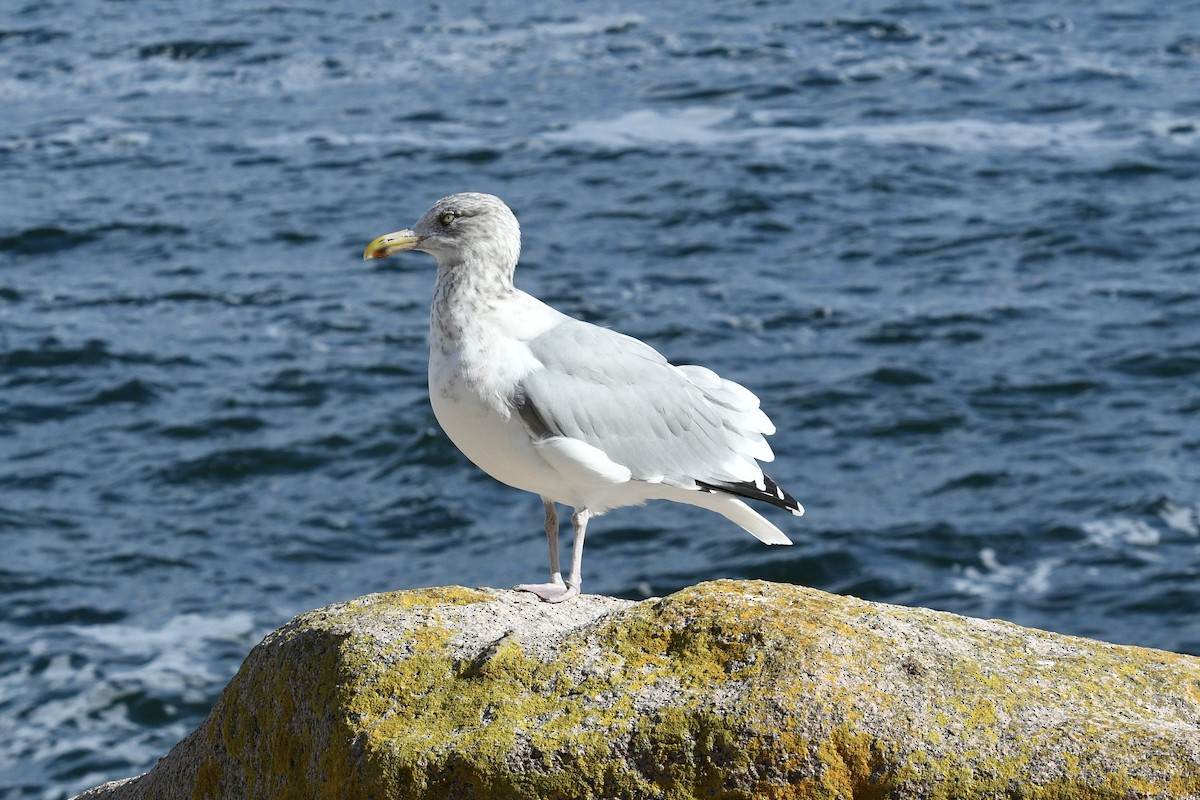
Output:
[{"xmin": 514, "ymin": 580, "xmax": 580, "ymax": 603}]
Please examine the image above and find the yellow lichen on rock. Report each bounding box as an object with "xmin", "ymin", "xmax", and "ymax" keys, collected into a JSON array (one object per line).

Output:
[{"xmin": 74, "ymin": 581, "xmax": 1200, "ymax": 800}]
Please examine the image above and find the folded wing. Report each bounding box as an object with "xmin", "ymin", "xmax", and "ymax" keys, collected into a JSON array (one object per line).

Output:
[{"xmin": 516, "ymin": 319, "xmax": 793, "ymax": 508}]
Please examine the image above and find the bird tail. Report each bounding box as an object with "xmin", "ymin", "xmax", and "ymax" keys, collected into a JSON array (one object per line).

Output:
[
  {"xmin": 696, "ymin": 474, "xmax": 804, "ymax": 517},
  {"xmin": 656, "ymin": 485, "xmax": 793, "ymax": 545}
]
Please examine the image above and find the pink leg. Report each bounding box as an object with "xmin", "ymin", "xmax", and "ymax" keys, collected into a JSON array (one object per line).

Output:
[{"xmin": 515, "ymin": 498, "xmax": 574, "ymax": 602}]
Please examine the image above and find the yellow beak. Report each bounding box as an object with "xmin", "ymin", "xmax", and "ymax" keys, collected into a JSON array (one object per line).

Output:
[{"xmin": 363, "ymin": 229, "xmax": 422, "ymax": 260}]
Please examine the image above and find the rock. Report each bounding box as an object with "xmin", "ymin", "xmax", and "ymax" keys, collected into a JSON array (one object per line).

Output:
[{"xmin": 74, "ymin": 580, "xmax": 1200, "ymax": 799}]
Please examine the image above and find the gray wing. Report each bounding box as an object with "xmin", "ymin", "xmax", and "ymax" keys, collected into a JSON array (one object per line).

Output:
[{"xmin": 515, "ymin": 318, "xmax": 776, "ymax": 489}]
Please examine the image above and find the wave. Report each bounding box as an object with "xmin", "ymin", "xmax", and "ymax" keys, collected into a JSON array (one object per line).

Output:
[
  {"xmin": 0, "ymin": 611, "xmax": 260, "ymax": 796},
  {"xmin": 541, "ymin": 106, "xmax": 1199, "ymax": 155},
  {"xmin": 157, "ymin": 446, "xmax": 331, "ymax": 485},
  {"xmin": 1158, "ymin": 501, "xmax": 1200, "ymax": 536},
  {"xmin": 951, "ymin": 547, "xmax": 1063, "ymax": 599}
]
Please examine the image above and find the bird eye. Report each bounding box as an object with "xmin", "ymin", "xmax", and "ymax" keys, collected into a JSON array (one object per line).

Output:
[{"xmin": 440, "ymin": 212, "xmax": 457, "ymax": 225}]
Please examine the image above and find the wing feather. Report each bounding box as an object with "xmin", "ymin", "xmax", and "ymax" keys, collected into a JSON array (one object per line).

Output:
[{"xmin": 518, "ymin": 319, "xmax": 777, "ymax": 489}]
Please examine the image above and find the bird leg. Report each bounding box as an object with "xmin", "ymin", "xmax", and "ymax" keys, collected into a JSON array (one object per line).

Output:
[
  {"xmin": 560, "ymin": 508, "xmax": 590, "ymax": 601},
  {"xmin": 514, "ymin": 498, "xmax": 572, "ymax": 602}
]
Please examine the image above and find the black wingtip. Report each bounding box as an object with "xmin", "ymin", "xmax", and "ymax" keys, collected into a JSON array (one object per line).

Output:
[{"xmin": 696, "ymin": 474, "xmax": 803, "ymax": 515}]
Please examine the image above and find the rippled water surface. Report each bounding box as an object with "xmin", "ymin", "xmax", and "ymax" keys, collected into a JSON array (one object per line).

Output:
[{"xmin": 3, "ymin": 1, "xmax": 1200, "ymax": 796}]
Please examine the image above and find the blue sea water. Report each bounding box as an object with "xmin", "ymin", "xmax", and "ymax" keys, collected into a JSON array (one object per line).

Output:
[{"xmin": 2, "ymin": 0, "xmax": 1199, "ymax": 796}]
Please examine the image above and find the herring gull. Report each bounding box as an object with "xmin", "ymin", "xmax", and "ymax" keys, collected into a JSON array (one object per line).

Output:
[{"xmin": 363, "ymin": 193, "xmax": 802, "ymax": 602}]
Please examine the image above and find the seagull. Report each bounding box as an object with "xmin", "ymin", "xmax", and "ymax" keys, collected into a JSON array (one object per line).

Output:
[{"xmin": 364, "ymin": 193, "xmax": 802, "ymax": 602}]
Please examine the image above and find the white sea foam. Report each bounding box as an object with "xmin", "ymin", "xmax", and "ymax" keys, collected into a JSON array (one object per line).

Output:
[
  {"xmin": 951, "ymin": 547, "xmax": 1062, "ymax": 598},
  {"xmin": 1082, "ymin": 519, "xmax": 1162, "ymax": 548},
  {"xmin": 543, "ymin": 107, "xmax": 741, "ymax": 149},
  {"xmin": 1145, "ymin": 115, "xmax": 1200, "ymax": 144},
  {"xmin": 0, "ymin": 611, "xmax": 261, "ymax": 797},
  {"xmin": 1158, "ymin": 501, "xmax": 1200, "ymax": 536},
  {"xmin": 0, "ymin": 115, "xmax": 152, "ymax": 155},
  {"xmin": 241, "ymin": 105, "xmax": 1197, "ymax": 170},
  {"xmin": 243, "ymin": 128, "xmax": 430, "ymax": 151},
  {"xmin": 541, "ymin": 106, "xmax": 1167, "ymax": 155},
  {"xmin": 68, "ymin": 611, "xmax": 258, "ymax": 691},
  {"xmin": 481, "ymin": 13, "xmax": 644, "ymax": 42}
]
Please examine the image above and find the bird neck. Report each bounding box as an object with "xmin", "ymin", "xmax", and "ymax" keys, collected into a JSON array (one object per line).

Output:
[{"xmin": 430, "ymin": 258, "xmax": 517, "ymax": 343}]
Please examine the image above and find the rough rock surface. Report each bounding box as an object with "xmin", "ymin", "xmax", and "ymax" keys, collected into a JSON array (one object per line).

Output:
[{"xmin": 75, "ymin": 580, "xmax": 1200, "ymax": 799}]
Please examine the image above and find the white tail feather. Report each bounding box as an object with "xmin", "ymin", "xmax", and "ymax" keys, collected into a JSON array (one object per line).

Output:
[{"xmin": 655, "ymin": 484, "xmax": 793, "ymax": 545}]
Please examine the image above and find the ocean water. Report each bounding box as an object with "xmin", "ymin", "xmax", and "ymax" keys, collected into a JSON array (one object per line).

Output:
[{"xmin": 3, "ymin": 0, "xmax": 1199, "ymax": 796}]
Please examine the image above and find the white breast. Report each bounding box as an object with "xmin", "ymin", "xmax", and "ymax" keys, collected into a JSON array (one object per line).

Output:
[
  {"xmin": 427, "ymin": 290, "xmax": 569, "ymax": 500},
  {"xmin": 428, "ymin": 381, "xmax": 561, "ymax": 496}
]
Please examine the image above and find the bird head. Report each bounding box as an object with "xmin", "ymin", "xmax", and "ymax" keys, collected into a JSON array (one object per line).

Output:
[{"xmin": 363, "ymin": 192, "xmax": 522, "ymax": 272}]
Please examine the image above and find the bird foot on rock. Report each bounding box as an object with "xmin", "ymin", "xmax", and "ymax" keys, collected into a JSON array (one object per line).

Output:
[{"xmin": 514, "ymin": 580, "xmax": 580, "ymax": 603}]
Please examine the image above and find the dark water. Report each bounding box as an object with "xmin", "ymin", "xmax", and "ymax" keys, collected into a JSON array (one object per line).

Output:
[{"xmin": 3, "ymin": 0, "xmax": 1200, "ymax": 796}]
